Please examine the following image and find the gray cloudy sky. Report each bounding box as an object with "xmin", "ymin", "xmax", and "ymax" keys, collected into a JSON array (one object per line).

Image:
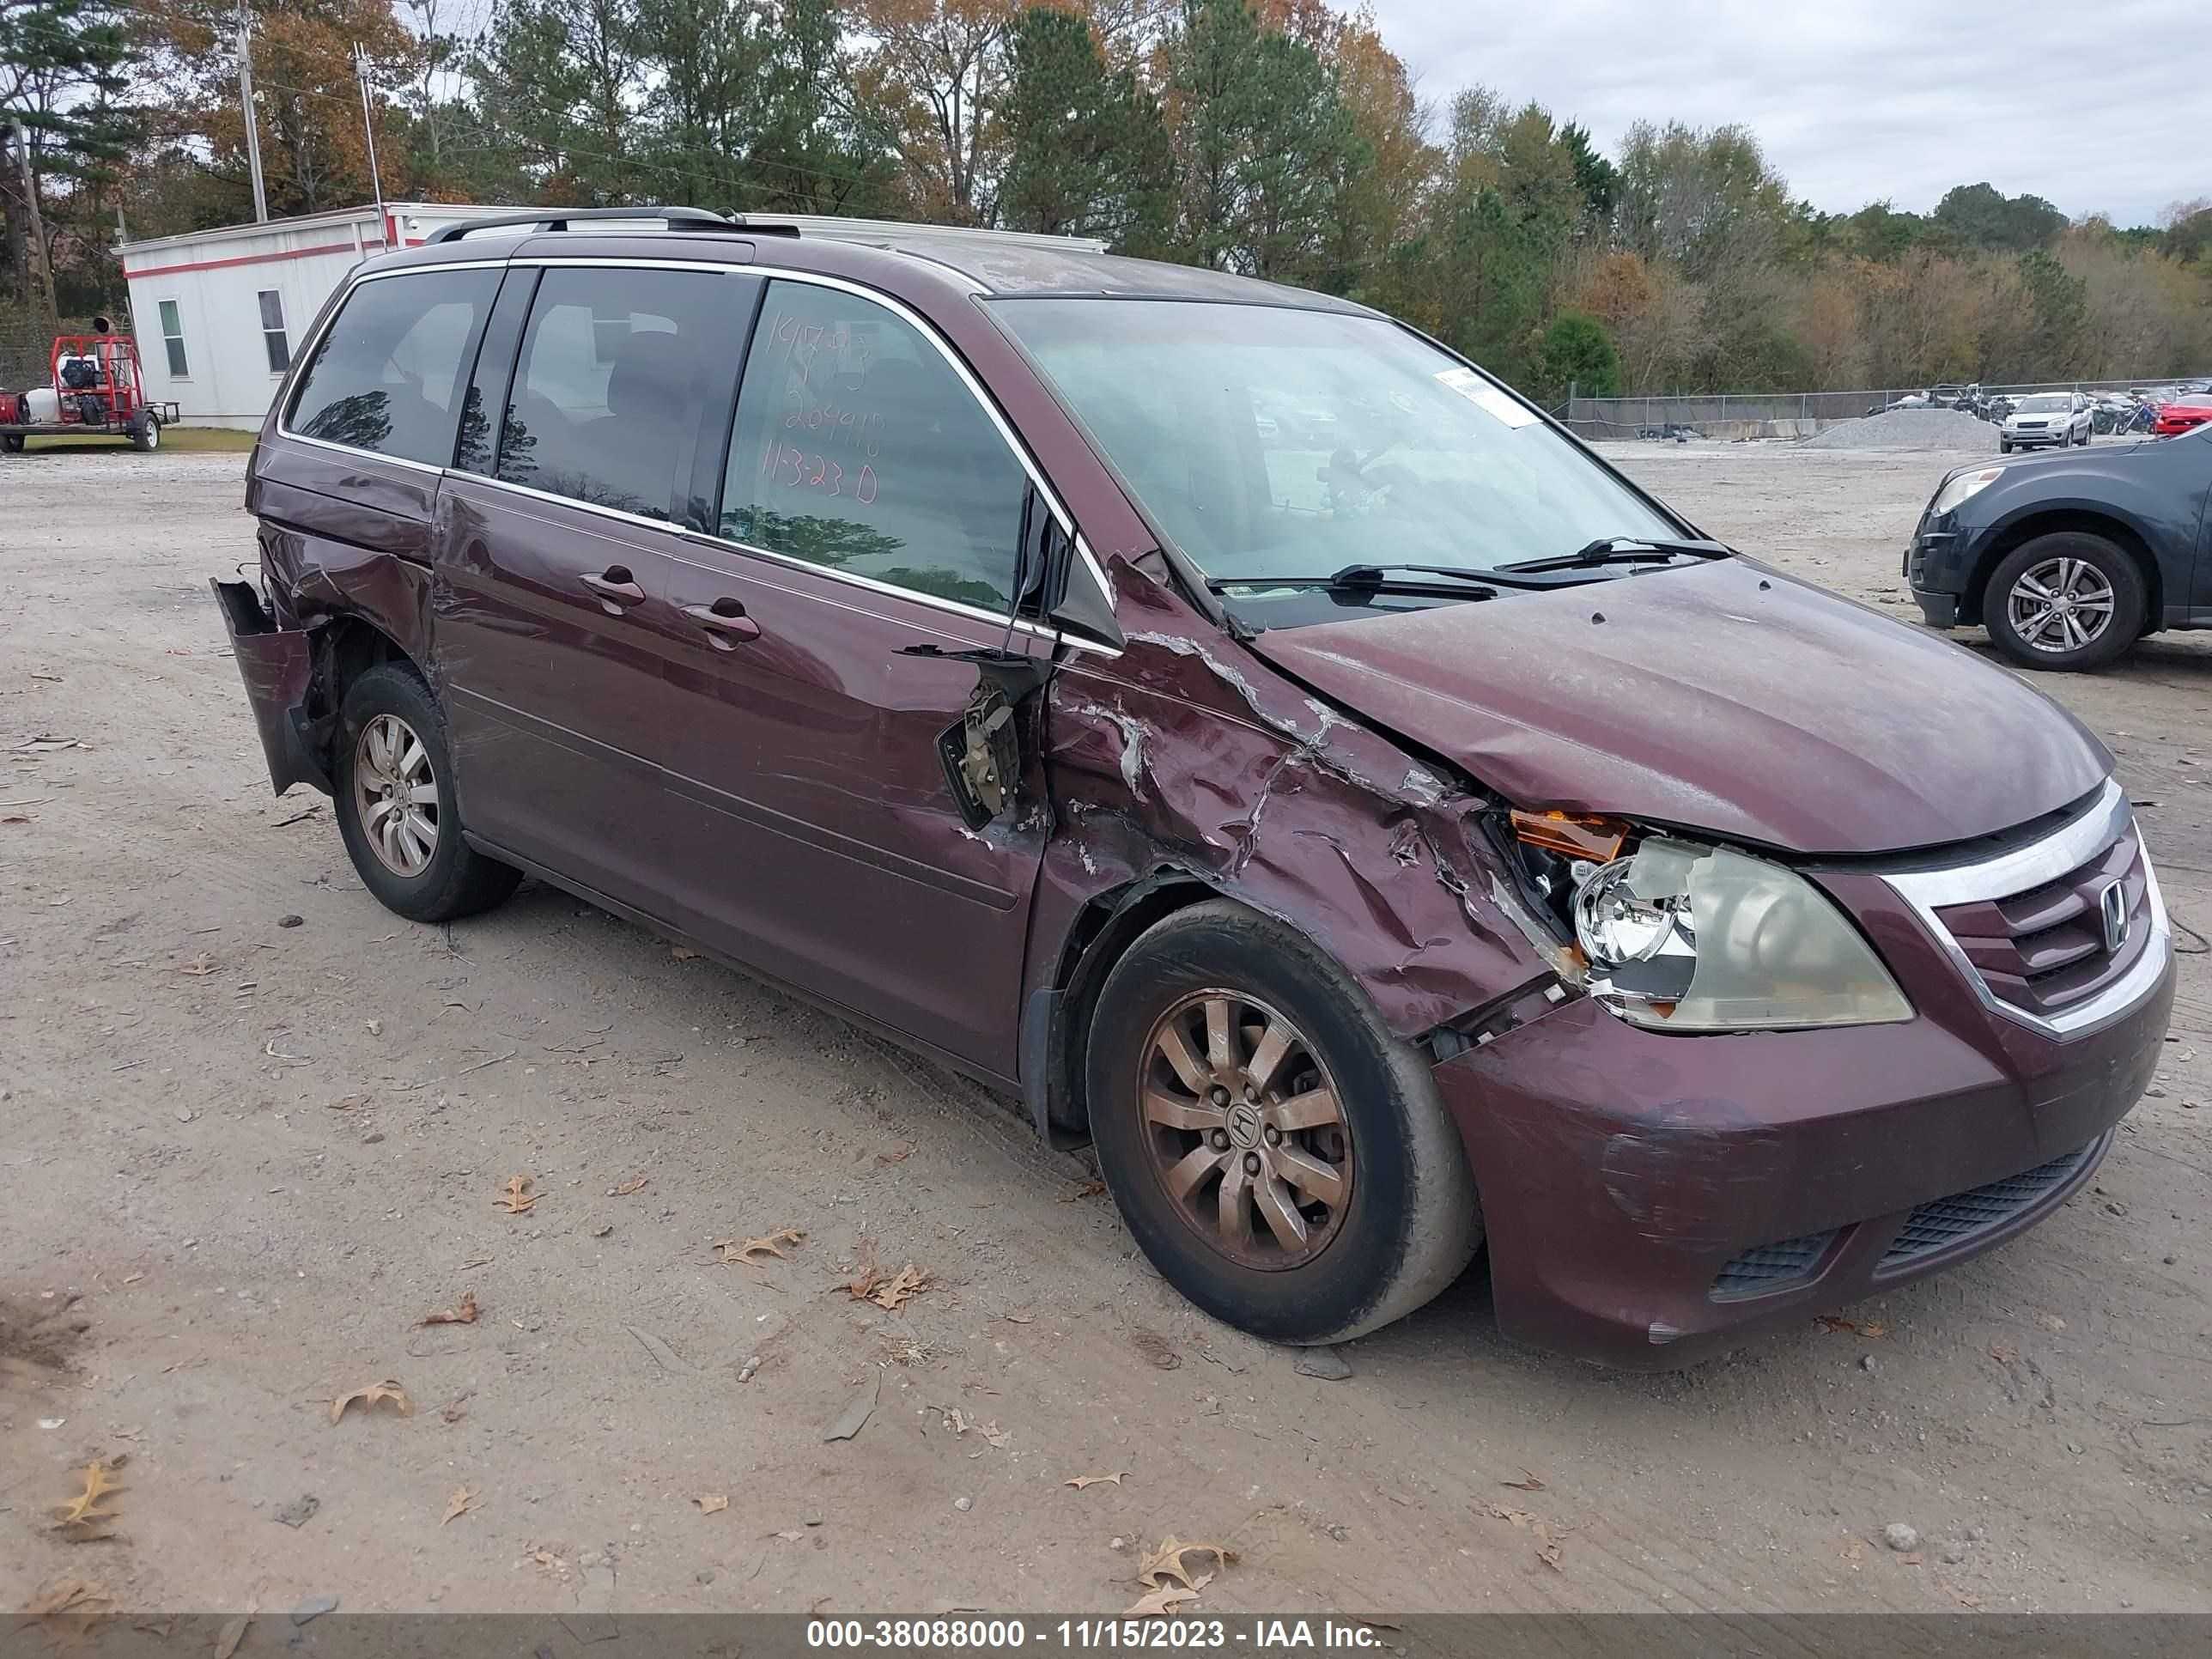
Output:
[{"xmin": 1352, "ymin": 0, "xmax": 2204, "ymax": 227}]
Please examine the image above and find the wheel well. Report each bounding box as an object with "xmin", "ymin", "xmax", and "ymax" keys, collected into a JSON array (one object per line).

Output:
[
  {"xmin": 1036, "ymin": 873, "xmax": 1218, "ymax": 1143},
  {"xmin": 1966, "ymin": 511, "xmax": 2163, "ymax": 629},
  {"xmin": 306, "ymin": 615, "xmax": 417, "ymax": 759}
]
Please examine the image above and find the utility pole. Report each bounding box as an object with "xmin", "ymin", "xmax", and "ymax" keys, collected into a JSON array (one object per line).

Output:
[
  {"xmin": 236, "ymin": 3, "xmax": 268, "ymax": 222},
  {"xmin": 9, "ymin": 118, "xmax": 59, "ymax": 334},
  {"xmin": 354, "ymin": 45, "xmax": 386, "ymax": 240}
]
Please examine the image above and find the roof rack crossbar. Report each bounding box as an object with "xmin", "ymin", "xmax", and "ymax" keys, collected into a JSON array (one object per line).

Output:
[{"xmin": 428, "ymin": 206, "xmax": 779, "ymax": 245}]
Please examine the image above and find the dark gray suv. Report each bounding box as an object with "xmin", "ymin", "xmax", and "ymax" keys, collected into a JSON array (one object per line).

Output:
[{"xmin": 1906, "ymin": 424, "xmax": 2212, "ymax": 670}]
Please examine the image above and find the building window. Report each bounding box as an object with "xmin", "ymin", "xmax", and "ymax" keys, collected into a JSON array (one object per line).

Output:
[
  {"xmin": 157, "ymin": 299, "xmax": 188, "ymax": 379},
  {"xmin": 258, "ymin": 289, "xmax": 289, "ymax": 374}
]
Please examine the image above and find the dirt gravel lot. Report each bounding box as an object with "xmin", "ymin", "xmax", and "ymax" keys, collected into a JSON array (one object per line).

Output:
[{"xmin": 3, "ymin": 436, "xmax": 2209, "ymax": 1618}]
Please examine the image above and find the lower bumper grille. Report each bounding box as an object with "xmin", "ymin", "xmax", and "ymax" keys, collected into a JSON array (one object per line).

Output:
[
  {"xmin": 1878, "ymin": 1143, "xmax": 2093, "ymax": 1270},
  {"xmin": 1711, "ymin": 1230, "xmax": 1837, "ymax": 1300}
]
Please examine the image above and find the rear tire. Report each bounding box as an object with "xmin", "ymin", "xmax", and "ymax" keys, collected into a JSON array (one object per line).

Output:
[
  {"xmin": 1, "ymin": 433, "xmax": 22, "ymax": 453},
  {"xmin": 1085, "ymin": 900, "xmax": 1481, "ymax": 1346},
  {"xmin": 334, "ymin": 662, "xmax": 520, "ymax": 922},
  {"xmin": 1984, "ymin": 532, "xmax": 2145, "ymax": 672},
  {"xmin": 131, "ymin": 411, "xmax": 160, "ymax": 452}
]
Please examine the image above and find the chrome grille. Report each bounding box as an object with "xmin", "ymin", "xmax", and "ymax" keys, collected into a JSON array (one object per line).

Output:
[{"xmin": 1932, "ymin": 829, "xmax": 2148, "ymax": 1018}]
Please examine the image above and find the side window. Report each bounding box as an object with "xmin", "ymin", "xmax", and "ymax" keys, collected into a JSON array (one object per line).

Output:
[
  {"xmin": 257, "ymin": 289, "xmax": 290, "ymax": 374},
  {"xmin": 722, "ymin": 280, "xmax": 1029, "ymax": 612},
  {"xmin": 287, "ymin": 268, "xmax": 498, "ymax": 466},
  {"xmin": 157, "ymin": 299, "xmax": 188, "ymax": 378},
  {"xmin": 495, "ymin": 266, "xmax": 728, "ymax": 521}
]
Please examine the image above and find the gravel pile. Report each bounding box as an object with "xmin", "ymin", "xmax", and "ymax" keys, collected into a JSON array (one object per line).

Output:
[{"xmin": 1800, "ymin": 407, "xmax": 1990, "ymax": 451}]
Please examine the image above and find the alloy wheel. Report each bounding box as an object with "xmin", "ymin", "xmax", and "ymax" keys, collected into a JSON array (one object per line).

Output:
[
  {"xmin": 2006, "ymin": 556, "xmax": 2115, "ymax": 654},
  {"xmin": 1138, "ymin": 990, "xmax": 1354, "ymax": 1270},
  {"xmin": 353, "ymin": 712, "xmax": 439, "ymax": 876}
]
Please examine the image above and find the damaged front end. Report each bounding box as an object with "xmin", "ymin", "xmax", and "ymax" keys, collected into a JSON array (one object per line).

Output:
[{"xmin": 210, "ymin": 577, "xmax": 331, "ymax": 797}]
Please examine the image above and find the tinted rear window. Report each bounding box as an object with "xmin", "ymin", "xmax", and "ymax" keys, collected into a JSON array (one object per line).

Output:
[
  {"xmin": 495, "ymin": 266, "xmax": 733, "ymax": 520},
  {"xmin": 287, "ymin": 269, "xmax": 499, "ymax": 466}
]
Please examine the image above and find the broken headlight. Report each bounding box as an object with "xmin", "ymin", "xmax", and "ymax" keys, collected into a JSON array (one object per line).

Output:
[{"xmin": 1504, "ymin": 812, "xmax": 1911, "ymax": 1032}]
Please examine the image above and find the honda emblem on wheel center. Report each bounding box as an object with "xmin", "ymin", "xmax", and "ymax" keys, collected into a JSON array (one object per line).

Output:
[{"xmin": 2100, "ymin": 878, "xmax": 2130, "ymax": 953}]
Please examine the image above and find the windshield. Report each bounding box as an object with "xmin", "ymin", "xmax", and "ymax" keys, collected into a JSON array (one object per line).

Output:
[
  {"xmin": 988, "ymin": 299, "xmax": 1680, "ymax": 586},
  {"xmin": 2015, "ymin": 395, "xmax": 2070, "ymax": 413}
]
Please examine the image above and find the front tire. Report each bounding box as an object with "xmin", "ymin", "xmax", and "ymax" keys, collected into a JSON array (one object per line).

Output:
[
  {"xmin": 1998, "ymin": 439, "xmax": 2012, "ymax": 453},
  {"xmin": 334, "ymin": 662, "xmax": 520, "ymax": 921},
  {"xmin": 1984, "ymin": 532, "xmax": 2145, "ymax": 672},
  {"xmin": 1085, "ymin": 900, "xmax": 1481, "ymax": 1346}
]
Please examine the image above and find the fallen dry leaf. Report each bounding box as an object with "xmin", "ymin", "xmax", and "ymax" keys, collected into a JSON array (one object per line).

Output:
[
  {"xmin": 1486, "ymin": 1504, "xmax": 1534, "ymax": 1529},
  {"xmin": 441, "ymin": 1486, "xmax": 477, "ymax": 1526},
  {"xmin": 866, "ymin": 1264, "xmax": 931, "ymax": 1311},
  {"xmin": 1951, "ymin": 1589, "xmax": 1984, "ymax": 1609},
  {"xmin": 177, "ymin": 954, "xmax": 216, "ymax": 977},
  {"xmin": 23, "ymin": 1577, "xmax": 111, "ymax": 1619},
  {"xmin": 1988, "ymin": 1341, "xmax": 2020, "ymax": 1364},
  {"xmin": 1137, "ymin": 1535, "xmax": 1237, "ymax": 1592},
  {"xmin": 331, "ymin": 1379, "xmax": 412, "ymax": 1425},
  {"xmin": 495, "ymin": 1176, "xmax": 537, "ymax": 1214},
  {"xmin": 671, "ymin": 945, "xmax": 700, "ymax": 960},
  {"xmin": 1123, "ymin": 1584, "xmax": 1198, "ymax": 1619},
  {"xmin": 2035, "ymin": 1312, "xmax": 2067, "ymax": 1333},
  {"xmin": 877, "ymin": 1142, "xmax": 915, "ymax": 1164},
  {"xmin": 417, "ymin": 1291, "xmax": 479, "ymax": 1328},
  {"xmin": 213, "ymin": 1612, "xmax": 252, "ymax": 1659},
  {"xmin": 714, "ymin": 1227, "xmax": 805, "ymax": 1265},
  {"xmin": 1066, "ymin": 1472, "xmax": 1127, "ymax": 1490},
  {"xmin": 1060, "ymin": 1180, "xmax": 1106, "ymax": 1201},
  {"xmin": 1128, "ymin": 1330, "xmax": 1181, "ymax": 1370},
  {"xmin": 609, "ymin": 1176, "xmax": 649, "ymax": 1196},
  {"xmin": 1534, "ymin": 1520, "xmax": 1565, "ymax": 1571},
  {"xmin": 52, "ymin": 1461, "xmax": 124, "ymax": 1534},
  {"xmin": 1814, "ymin": 1315, "xmax": 1888, "ymax": 1339},
  {"xmin": 1500, "ymin": 1470, "xmax": 1547, "ymax": 1492},
  {"xmin": 695, "ymin": 1494, "xmax": 729, "ymax": 1515}
]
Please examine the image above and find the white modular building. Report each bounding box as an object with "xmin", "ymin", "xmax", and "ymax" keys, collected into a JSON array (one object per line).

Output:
[{"xmin": 117, "ymin": 203, "xmax": 525, "ymax": 429}]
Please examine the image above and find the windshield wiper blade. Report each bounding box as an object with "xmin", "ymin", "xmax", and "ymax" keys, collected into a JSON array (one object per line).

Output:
[
  {"xmin": 1499, "ymin": 536, "xmax": 1733, "ymax": 574},
  {"xmin": 1206, "ymin": 562, "xmax": 1498, "ymax": 599}
]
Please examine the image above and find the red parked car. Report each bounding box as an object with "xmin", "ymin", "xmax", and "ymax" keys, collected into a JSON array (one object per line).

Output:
[
  {"xmin": 211, "ymin": 209, "xmax": 2173, "ymax": 1367},
  {"xmin": 2152, "ymin": 393, "xmax": 2212, "ymax": 436}
]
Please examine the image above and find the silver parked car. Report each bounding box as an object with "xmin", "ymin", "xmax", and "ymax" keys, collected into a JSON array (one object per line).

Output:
[{"xmin": 1999, "ymin": 392, "xmax": 2093, "ymax": 452}]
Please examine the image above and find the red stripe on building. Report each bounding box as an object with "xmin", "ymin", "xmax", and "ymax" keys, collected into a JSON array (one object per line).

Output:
[{"xmin": 125, "ymin": 237, "xmax": 392, "ymax": 281}]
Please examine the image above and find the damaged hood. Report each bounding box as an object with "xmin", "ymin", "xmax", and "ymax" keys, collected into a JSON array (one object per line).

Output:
[{"xmin": 1249, "ymin": 560, "xmax": 2112, "ymax": 855}]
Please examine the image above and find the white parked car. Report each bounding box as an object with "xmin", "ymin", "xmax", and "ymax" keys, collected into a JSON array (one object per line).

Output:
[{"xmin": 1999, "ymin": 392, "xmax": 2093, "ymax": 452}]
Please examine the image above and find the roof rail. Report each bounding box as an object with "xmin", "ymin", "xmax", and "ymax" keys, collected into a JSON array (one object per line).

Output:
[{"xmin": 426, "ymin": 206, "xmax": 796, "ymax": 245}]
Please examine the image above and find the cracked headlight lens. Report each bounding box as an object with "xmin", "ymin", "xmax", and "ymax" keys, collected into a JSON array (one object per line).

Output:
[{"xmin": 1572, "ymin": 838, "xmax": 1912, "ymax": 1031}]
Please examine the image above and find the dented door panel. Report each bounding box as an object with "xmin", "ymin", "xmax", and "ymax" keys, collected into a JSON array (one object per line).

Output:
[{"xmin": 651, "ymin": 538, "xmax": 1054, "ymax": 1075}]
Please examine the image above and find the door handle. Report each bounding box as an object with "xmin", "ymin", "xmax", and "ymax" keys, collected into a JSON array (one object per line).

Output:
[
  {"xmin": 580, "ymin": 567, "xmax": 647, "ymax": 614},
  {"xmin": 682, "ymin": 599, "xmax": 763, "ymax": 648}
]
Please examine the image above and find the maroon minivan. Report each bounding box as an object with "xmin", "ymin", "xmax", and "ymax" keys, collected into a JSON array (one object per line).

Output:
[{"xmin": 214, "ymin": 209, "xmax": 2173, "ymax": 1366}]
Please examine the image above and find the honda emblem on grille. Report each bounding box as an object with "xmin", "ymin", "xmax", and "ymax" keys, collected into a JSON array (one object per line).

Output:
[{"xmin": 2100, "ymin": 879, "xmax": 2130, "ymax": 953}]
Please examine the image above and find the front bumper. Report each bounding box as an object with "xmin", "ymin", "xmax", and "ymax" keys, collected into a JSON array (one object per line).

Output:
[{"xmin": 1434, "ymin": 823, "xmax": 2173, "ymax": 1369}]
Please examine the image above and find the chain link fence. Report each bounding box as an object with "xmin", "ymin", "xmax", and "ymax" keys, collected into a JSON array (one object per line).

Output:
[{"xmin": 1565, "ymin": 374, "xmax": 2206, "ymax": 441}]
